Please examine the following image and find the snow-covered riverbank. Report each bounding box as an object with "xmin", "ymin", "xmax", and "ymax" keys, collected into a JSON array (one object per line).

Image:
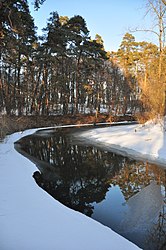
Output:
[
  {"xmin": 76, "ymin": 119, "xmax": 166, "ymax": 169},
  {"xmin": 0, "ymin": 128, "xmax": 141, "ymax": 250}
]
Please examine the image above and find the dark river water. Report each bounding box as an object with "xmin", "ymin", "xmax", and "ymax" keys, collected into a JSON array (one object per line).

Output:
[{"xmin": 14, "ymin": 127, "xmax": 166, "ymax": 250}]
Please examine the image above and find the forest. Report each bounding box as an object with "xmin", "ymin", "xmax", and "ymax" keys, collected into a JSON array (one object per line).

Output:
[{"xmin": 0, "ymin": 0, "xmax": 166, "ymax": 119}]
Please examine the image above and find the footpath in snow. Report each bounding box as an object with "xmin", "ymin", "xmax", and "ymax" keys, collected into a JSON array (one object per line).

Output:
[{"xmin": 0, "ymin": 128, "xmax": 141, "ymax": 250}]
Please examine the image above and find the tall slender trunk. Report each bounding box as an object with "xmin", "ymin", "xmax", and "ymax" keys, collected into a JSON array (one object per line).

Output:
[
  {"xmin": 74, "ymin": 50, "xmax": 82, "ymax": 114},
  {"xmin": 17, "ymin": 47, "xmax": 22, "ymax": 115}
]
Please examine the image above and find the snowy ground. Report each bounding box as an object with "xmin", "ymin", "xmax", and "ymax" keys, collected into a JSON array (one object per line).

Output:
[
  {"xmin": 75, "ymin": 119, "xmax": 166, "ymax": 169},
  {"xmin": 0, "ymin": 128, "xmax": 141, "ymax": 250}
]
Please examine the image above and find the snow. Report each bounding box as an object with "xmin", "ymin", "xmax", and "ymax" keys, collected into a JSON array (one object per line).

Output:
[
  {"xmin": 75, "ymin": 119, "xmax": 166, "ymax": 168},
  {"xmin": 0, "ymin": 129, "xmax": 141, "ymax": 250}
]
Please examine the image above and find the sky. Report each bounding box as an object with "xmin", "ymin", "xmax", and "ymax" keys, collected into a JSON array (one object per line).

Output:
[{"xmin": 29, "ymin": 0, "xmax": 158, "ymax": 52}]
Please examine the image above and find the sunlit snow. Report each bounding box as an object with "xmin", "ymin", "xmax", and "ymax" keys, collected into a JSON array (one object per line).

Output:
[{"xmin": 76, "ymin": 119, "xmax": 166, "ymax": 168}]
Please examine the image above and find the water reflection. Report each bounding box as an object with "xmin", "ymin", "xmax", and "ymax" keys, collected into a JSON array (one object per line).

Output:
[{"xmin": 14, "ymin": 127, "xmax": 166, "ymax": 249}]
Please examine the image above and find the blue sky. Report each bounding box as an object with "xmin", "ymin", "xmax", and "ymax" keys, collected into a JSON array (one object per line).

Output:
[{"xmin": 29, "ymin": 0, "xmax": 157, "ymax": 52}]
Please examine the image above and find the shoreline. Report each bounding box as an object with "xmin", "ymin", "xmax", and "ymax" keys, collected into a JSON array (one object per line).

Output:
[
  {"xmin": 74, "ymin": 121, "xmax": 166, "ymax": 170},
  {"xmin": 0, "ymin": 113, "xmax": 136, "ymax": 139}
]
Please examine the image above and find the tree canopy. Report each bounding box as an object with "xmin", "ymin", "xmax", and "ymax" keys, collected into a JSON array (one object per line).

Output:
[{"xmin": 0, "ymin": 0, "xmax": 166, "ymax": 119}]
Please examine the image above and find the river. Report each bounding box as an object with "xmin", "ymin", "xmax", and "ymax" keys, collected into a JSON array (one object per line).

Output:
[{"xmin": 14, "ymin": 127, "xmax": 166, "ymax": 250}]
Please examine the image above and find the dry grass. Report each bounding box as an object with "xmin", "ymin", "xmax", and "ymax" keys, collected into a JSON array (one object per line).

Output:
[
  {"xmin": 0, "ymin": 113, "xmax": 136, "ymax": 140},
  {"xmin": 0, "ymin": 116, "xmax": 9, "ymax": 140},
  {"xmin": 134, "ymin": 112, "xmax": 153, "ymax": 124}
]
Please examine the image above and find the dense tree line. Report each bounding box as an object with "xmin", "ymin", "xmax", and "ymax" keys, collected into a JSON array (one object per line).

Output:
[{"xmin": 0, "ymin": 0, "xmax": 166, "ymax": 117}]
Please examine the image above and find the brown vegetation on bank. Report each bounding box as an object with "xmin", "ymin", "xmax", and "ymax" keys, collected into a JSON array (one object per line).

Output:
[{"xmin": 0, "ymin": 114, "xmax": 137, "ymax": 140}]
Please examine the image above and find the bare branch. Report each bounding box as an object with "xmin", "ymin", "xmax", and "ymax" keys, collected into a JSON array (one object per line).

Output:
[
  {"xmin": 148, "ymin": 0, "xmax": 160, "ymax": 17},
  {"xmin": 129, "ymin": 27, "xmax": 160, "ymax": 38},
  {"xmin": 147, "ymin": 0, "xmax": 166, "ymax": 18}
]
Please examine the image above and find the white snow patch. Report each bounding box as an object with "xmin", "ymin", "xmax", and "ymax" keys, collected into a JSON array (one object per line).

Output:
[{"xmin": 76, "ymin": 120, "xmax": 166, "ymax": 168}]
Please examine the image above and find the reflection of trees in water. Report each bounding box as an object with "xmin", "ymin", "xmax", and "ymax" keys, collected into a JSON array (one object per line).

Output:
[
  {"xmin": 111, "ymin": 162, "xmax": 166, "ymax": 201},
  {"xmin": 151, "ymin": 203, "xmax": 166, "ymax": 250},
  {"xmin": 18, "ymin": 130, "xmax": 166, "ymax": 224},
  {"xmin": 20, "ymin": 131, "xmax": 126, "ymax": 176},
  {"xmin": 20, "ymin": 130, "xmax": 128, "ymax": 216},
  {"xmin": 110, "ymin": 162, "xmax": 166, "ymax": 250},
  {"xmin": 33, "ymin": 170, "xmax": 109, "ymax": 216},
  {"xmin": 146, "ymin": 170, "xmax": 166, "ymax": 250}
]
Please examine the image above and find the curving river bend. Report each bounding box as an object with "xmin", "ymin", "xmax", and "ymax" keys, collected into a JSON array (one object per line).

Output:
[{"xmin": 14, "ymin": 127, "xmax": 166, "ymax": 250}]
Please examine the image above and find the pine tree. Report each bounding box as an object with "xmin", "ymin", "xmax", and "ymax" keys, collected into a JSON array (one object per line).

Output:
[{"xmin": 0, "ymin": 0, "xmax": 37, "ymax": 115}]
